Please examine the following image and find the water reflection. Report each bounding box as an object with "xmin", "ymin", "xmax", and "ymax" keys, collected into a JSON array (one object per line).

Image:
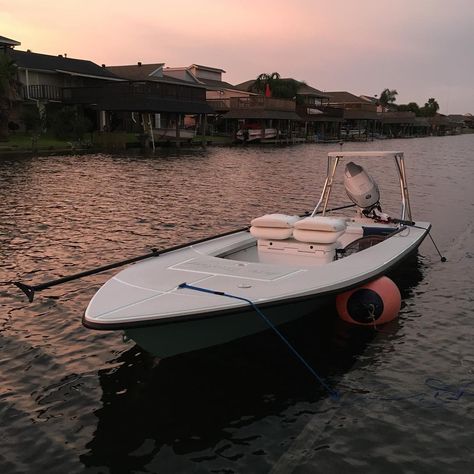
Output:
[{"xmin": 2, "ymin": 136, "xmax": 473, "ymax": 473}]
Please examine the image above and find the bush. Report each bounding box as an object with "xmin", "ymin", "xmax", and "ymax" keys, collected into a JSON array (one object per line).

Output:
[
  {"xmin": 49, "ymin": 106, "xmax": 93, "ymax": 140},
  {"xmin": 21, "ymin": 105, "xmax": 42, "ymax": 132}
]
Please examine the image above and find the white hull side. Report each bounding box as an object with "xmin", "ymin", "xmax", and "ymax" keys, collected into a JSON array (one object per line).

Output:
[{"xmin": 124, "ymin": 295, "xmax": 331, "ymax": 358}]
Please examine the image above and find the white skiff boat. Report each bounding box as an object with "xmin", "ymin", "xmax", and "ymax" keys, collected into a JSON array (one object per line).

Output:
[
  {"xmin": 83, "ymin": 151, "xmax": 431, "ymax": 358},
  {"xmin": 236, "ymin": 128, "xmax": 278, "ymax": 141}
]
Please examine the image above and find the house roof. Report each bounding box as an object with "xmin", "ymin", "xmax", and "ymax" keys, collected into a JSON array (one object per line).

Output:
[
  {"xmin": 448, "ymin": 114, "xmax": 474, "ymax": 123},
  {"xmin": 326, "ymin": 91, "xmax": 372, "ymax": 104},
  {"xmin": 163, "ymin": 67, "xmax": 202, "ymax": 84},
  {"xmin": 430, "ymin": 114, "xmax": 451, "ymax": 126},
  {"xmin": 197, "ymin": 77, "xmax": 240, "ymax": 90},
  {"xmin": 378, "ymin": 111, "xmax": 416, "ymax": 124},
  {"xmin": 9, "ymin": 49, "xmax": 120, "ymax": 80},
  {"xmin": 108, "ymin": 64, "xmax": 207, "ymax": 88},
  {"xmin": 163, "ymin": 65, "xmax": 238, "ymax": 91},
  {"xmin": 190, "ymin": 64, "xmax": 226, "ymax": 73},
  {"xmin": 360, "ymin": 94, "xmax": 378, "ymax": 104},
  {"xmin": 234, "ymin": 80, "xmax": 254, "ymax": 92},
  {"xmin": 295, "ymin": 83, "xmax": 329, "ymax": 98},
  {"xmin": 0, "ymin": 35, "xmax": 21, "ymax": 46},
  {"xmin": 106, "ymin": 63, "xmax": 165, "ymax": 81}
]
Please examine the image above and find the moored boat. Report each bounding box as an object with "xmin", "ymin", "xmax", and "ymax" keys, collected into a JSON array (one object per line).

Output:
[
  {"xmin": 236, "ymin": 128, "xmax": 278, "ymax": 142},
  {"xmin": 83, "ymin": 151, "xmax": 431, "ymax": 358}
]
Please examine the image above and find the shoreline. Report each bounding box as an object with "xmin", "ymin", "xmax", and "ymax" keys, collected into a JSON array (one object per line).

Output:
[{"xmin": 1, "ymin": 131, "xmax": 472, "ymax": 158}]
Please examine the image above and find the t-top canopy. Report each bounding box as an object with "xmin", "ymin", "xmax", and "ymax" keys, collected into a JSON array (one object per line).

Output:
[{"xmin": 327, "ymin": 151, "xmax": 404, "ymax": 159}]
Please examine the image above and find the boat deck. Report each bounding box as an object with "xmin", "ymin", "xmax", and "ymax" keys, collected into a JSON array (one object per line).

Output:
[{"xmin": 84, "ymin": 219, "xmax": 430, "ymax": 329}]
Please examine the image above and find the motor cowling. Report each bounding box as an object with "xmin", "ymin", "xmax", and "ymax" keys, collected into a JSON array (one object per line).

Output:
[{"xmin": 344, "ymin": 162, "xmax": 380, "ymax": 210}]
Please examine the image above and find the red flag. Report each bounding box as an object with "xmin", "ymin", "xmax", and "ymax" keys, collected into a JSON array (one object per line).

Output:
[{"xmin": 265, "ymin": 83, "xmax": 272, "ymax": 97}]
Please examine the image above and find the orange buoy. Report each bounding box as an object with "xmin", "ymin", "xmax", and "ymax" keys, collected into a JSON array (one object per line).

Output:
[{"xmin": 336, "ymin": 276, "xmax": 401, "ymax": 326}]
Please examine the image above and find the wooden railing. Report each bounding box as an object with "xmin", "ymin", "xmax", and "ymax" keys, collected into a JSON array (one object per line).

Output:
[
  {"xmin": 23, "ymin": 85, "xmax": 63, "ymax": 101},
  {"xmin": 207, "ymin": 99, "xmax": 231, "ymax": 111},
  {"xmin": 63, "ymin": 81, "xmax": 207, "ymax": 104},
  {"xmin": 229, "ymin": 96, "xmax": 295, "ymax": 111},
  {"xmin": 329, "ymin": 102, "xmax": 377, "ymax": 112}
]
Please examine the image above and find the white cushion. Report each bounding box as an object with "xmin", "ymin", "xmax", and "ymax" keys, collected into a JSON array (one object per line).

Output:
[
  {"xmin": 251, "ymin": 214, "xmax": 300, "ymax": 228},
  {"xmin": 293, "ymin": 228, "xmax": 344, "ymax": 244},
  {"xmin": 250, "ymin": 226, "xmax": 293, "ymax": 240},
  {"xmin": 294, "ymin": 216, "xmax": 346, "ymax": 232}
]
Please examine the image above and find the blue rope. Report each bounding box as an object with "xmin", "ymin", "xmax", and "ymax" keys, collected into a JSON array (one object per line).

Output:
[{"xmin": 178, "ymin": 282, "xmax": 340, "ymax": 401}]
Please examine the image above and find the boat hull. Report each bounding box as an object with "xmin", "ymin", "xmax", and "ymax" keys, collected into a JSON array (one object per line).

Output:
[{"xmin": 124, "ymin": 294, "xmax": 332, "ymax": 358}]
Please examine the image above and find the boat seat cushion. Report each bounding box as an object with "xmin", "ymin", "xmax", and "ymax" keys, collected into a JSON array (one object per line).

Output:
[
  {"xmin": 293, "ymin": 216, "xmax": 347, "ymax": 232},
  {"xmin": 293, "ymin": 228, "xmax": 345, "ymax": 244},
  {"xmin": 250, "ymin": 226, "xmax": 294, "ymax": 240},
  {"xmin": 250, "ymin": 214, "xmax": 300, "ymax": 228},
  {"xmin": 293, "ymin": 216, "xmax": 347, "ymax": 244},
  {"xmin": 250, "ymin": 214, "xmax": 300, "ymax": 240}
]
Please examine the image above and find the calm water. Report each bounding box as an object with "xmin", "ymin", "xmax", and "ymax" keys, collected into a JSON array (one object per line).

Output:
[{"xmin": 1, "ymin": 136, "xmax": 473, "ymax": 473}]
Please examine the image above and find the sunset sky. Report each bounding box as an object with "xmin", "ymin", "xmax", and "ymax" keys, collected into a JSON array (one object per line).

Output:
[{"xmin": 1, "ymin": 0, "xmax": 473, "ymax": 114}]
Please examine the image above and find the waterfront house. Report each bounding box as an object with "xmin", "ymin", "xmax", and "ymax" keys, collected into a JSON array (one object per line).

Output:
[
  {"xmin": 163, "ymin": 64, "xmax": 250, "ymax": 101},
  {"xmin": 447, "ymin": 114, "xmax": 474, "ymax": 133},
  {"xmin": 3, "ymin": 37, "xmax": 212, "ymax": 146},
  {"xmin": 162, "ymin": 64, "xmax": 254, "ymax": 135},
  {"xmin": 101, "ymin": 62, "xmax": 212, "ymax": 142},
  {"xmin": 293, "ymin": 83, "xmax": 343, "ymax": 141},
  {"xmin": 2, "ymin": 36, "xmax": 122, "ymax": 134},
  {"xmin": 229, "ymin": 78, "xmax": 344, "ymax": 141},
  {"xmin": 325, "ymin": 91, "xmax": 378, "ymax": 140},
  {"xmin": 10, "ymin": 50, "xmax": 121, "ymax": 103}
]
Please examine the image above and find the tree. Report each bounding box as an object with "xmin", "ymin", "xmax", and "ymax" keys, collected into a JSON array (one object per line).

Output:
[
  {"xmin": 0, "ymin": 53, "xmax": 20, "ymax": 140},
  {"xmin": 420, "ymin": 97, "xmax": 439, "ymax": 117},
  {"xmin": 379, "ymin": 88, "xmax": 398, "ymax": 108},
  {"xmin": 251, "ymin": 72, "xmax": 300, "ymax": 99},
  {"xmin": 271, "ymin": 78, "xmax": 300, "ymax": 99},
  {"xmin": 397, "ymin": 102, "xmax": 420, "ymax": 115},
  {"xmin": 252, "ymin": 72, "xmax": 276, "ymax": 94}
]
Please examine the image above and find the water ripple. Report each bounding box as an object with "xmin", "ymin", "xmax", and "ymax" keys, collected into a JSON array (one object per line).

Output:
[{"xmin": 1, "ymin": 135, "xmax": 474, "ymax": 473}]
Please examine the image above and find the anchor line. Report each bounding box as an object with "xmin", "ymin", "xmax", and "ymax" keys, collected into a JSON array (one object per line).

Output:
[{"xmin": 178, "ymin": 282, "xmax": 340, "ymax": 400}]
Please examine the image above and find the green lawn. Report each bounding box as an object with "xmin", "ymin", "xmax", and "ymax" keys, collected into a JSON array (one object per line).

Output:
[
  {"xmin": 0, "ymin": 133, "xmax": 74, "ymax": 151},
  {"xmin": 0, "ymin": 132, "xmax": 232, "ymax": 153}
]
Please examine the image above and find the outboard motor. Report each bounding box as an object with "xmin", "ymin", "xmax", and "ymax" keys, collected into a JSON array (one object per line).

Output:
[{"xmin": 344, "ymin": 162, "xmax": 386, "ymax": 219}]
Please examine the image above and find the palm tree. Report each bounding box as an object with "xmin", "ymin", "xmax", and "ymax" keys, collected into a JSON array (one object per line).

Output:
[
  {"xmin": 251, "ymin": 72, "xmax": 300, "ymax": 99},
  {"xmin": 379, "ymin": 88, "xmax": 398, "ymax": 108},
  {"xmin": 251, "ymin": 72, "xmax": 280, "ymax": 95},
  {"xmin": 423, "ymin": 98, "xmax": 440, "ymax": 116},
  {"xmin": 0, "ymin": 53, "xmax": 20, "ymax": 140}
]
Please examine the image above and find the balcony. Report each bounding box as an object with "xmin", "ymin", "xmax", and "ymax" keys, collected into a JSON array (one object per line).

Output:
[
  {"xmin": 63, "ymin": 81, "xmax": 212, "ymax": 114},
  {"xmin": 22, "ymin": 85, "xmax": 63, "ymax": 101},
  {"xmin": 229, "ymin": 96, "xmax": 295, "ymax": 112},
  {"xmin": 64, "ymin": 81, "xmax": 207, "ymax": 104},
  {"xmin": 207, "ymin": 98, "xmax": 231, "ymax": 112}
]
